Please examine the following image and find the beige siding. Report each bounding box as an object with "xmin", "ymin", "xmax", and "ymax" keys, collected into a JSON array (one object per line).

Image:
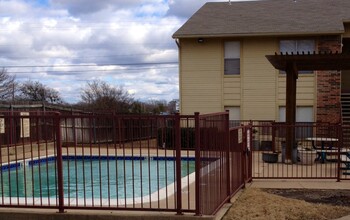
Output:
[
  {"xmin": 179, "ymin": 36, "xmax": 317, "ymax": 120},
  {"xmin": 223, "ymin": 77, "xmax": 241, "ymax": 105},
  {"xmin": 277, "ymin": 75, "xmax": 315, "ymax": 106},
  {"xmin": 241, "ymin": 38, "xmax": 278, "ymax": 120},
  {"xmin": 179, "ymin": 38, "xmax": 222, "ymax": 114}
]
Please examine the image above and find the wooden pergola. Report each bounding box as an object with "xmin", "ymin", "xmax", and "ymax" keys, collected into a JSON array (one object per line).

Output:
[{"xmin": 266, "ymin": 52, "xmax": 350, "ymax": 162}]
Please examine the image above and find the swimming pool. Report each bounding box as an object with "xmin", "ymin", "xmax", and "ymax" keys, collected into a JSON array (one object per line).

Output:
[{"xmin": 0, "ymin": 156, "xmax": 195, "ymax": 201}]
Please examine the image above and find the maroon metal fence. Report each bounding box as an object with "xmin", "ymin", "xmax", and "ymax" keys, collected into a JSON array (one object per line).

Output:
[
  {"xmin": 0, "ymin": 113, "xmax": 59, "ymax": 209},
  {"xmin": 250, "ymin": 122, "xmax": 350, "ymax": 180},
  {"xmin": 0, "ymin": 111, "xmax": 56, "ymax": 146},
  {"xmin": 228, "ymin": 126, "xmax": 250, "ymax": 196},
  {"xmin": 195, "ymin": 113, "xmax": 252, "ymax": 215},
  {"xmin": 3, "ymin": 111, "xmax": 347, "ymax": 215},
  {"xmin": 0, "ymin": 111, "xmax": 246, "ymax": 216},
  {"xmin": 196, "ymin": 112, "xmax": 228, "ymax": 215}
]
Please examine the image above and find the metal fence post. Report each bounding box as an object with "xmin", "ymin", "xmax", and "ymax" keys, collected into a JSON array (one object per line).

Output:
[
  {"xmin": 55, "ymin": 112, "xmax": 64, "ymax": 213},
  {"xmin": 242, "ymin": 125, "xmax": 247, "ymax": 186},
  {"xmin": 175, "ymin": 113, "xmax": 182, "ymax": 215},
  {"xmin": 248, "ymin": 124, "xmax": 253, "ymax": 182},
  {"xmin": 337, "ymin": 124, "xmax": 342, "ymax": 182},
  {"xmin": 194, "ymin": 112, "xmax": 201, "ymax": 216},
  {"xmin": 9, "ymin": 107, "xmax": 14, "ymax": 146},
  {"xmin": 225, "ymin": 111, "xmax": 230, "ymax": 197}
]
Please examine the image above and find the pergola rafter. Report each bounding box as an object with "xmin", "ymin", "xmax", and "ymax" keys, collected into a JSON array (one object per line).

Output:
[{"xmin": 267, "ymin": 52, "xmax": 350, "ymax": 71}]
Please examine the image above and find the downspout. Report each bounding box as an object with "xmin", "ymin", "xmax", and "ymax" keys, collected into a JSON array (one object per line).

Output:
[
  {"xmin": 174, "ymin": 38, "xmax": 181, "ymax": 113},
  {"xmin": 175, "ymin": 38, "xmax": 181, "ymax": 49}
]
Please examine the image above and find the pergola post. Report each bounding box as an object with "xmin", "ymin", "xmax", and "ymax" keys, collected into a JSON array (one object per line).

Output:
[{"xmin": 285, "ymin": 62, "xmax": 298, "ymax": 163}]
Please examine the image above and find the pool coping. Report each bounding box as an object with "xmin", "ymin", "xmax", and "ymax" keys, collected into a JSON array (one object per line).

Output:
[{"xmin": 1, "ymin": 155, "xmax": 196, "ymax": 171}]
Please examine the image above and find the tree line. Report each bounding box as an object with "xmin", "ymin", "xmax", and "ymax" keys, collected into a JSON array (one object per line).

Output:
[{"xmin": 0, "ymin": 68, "xmax": 178, "ymax": 114}]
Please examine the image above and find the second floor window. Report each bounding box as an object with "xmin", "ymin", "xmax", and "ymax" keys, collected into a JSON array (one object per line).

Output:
[
  {"xmin": 280, "ymin": 39, "xmax": 315, "ymax": 74},
  {"xmin": 224, "ymin": 41, "xmax": 240, "ymax": 75},
  {"xmin": 280, "ymin": 39, "xmax": 315, "ymax": 54}
]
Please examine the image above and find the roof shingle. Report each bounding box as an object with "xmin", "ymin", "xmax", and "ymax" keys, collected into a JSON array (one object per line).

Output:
[{"xmin": 173, "ymin": 0, "xmax": 350, "ymax": 38}]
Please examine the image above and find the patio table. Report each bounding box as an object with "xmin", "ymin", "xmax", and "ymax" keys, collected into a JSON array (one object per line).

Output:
[{"xmin": 305, "ymin": 137, "xmax": 338, "ymax": 163}]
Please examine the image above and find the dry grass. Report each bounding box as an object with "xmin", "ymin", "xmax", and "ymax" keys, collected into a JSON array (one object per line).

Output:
[{"xmin": 223, "ymin": 188, "xmax": 350, "ymax": 220}]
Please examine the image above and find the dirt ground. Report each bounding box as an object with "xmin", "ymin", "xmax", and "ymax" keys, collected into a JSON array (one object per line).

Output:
[
  {"xmin": 264, "ymin": 189, "xmax": 350, "ymax": 207},
  {"xmin": 223, "ymin": 188, "xmax": 350, "ymax": 220}
]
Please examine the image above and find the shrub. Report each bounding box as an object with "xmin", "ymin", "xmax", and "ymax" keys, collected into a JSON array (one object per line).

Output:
[{"xmin": 157, "ymin": 127, "xmax": 195, "ymax": 149}]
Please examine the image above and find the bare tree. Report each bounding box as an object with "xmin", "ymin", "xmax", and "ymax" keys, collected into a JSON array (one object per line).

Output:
[
  {"xmin": 80, "ymin": 80, "xmax": 133, "ymax": 112},
  {"xmin": 143, "ymin": 99, "xmax": 168, "ymax": 114},
  {"xmin": 18, "ymin": 80, "xmax": 63, "ymax": 104},
  {"xmin": 0, "ymin": 68, "xmax": 16, "ymax": 101}
]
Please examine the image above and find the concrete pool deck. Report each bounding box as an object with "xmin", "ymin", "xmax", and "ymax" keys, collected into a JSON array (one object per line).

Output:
[
  {"xmin": 251, "ymin": 179, "xmax": 350, "ymax": 190},
  {"xmin": 0, "ymin": 208, "xmax": 215, "ymax": 220}
]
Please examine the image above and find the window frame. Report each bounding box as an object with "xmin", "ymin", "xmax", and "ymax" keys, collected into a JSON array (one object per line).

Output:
[{"xmin": 224, "ymin": 41, "xmax": 241, "ymax": 75}]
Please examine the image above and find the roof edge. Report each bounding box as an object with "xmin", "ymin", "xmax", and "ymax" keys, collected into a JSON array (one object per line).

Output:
[{"xmin": 172, "ymin": 31, "xmax": 344, "ymax": 39}]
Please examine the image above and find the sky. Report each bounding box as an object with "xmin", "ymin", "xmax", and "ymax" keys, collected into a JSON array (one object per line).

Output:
[{"xmin": 0, "ymin": 0, "xmax": 231, "ymax": 103}]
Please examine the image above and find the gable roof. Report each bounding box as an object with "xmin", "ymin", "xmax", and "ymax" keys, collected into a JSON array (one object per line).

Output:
[{"xmin": 173, "ymin": 0, "xmax": 350, "ymax": 38}]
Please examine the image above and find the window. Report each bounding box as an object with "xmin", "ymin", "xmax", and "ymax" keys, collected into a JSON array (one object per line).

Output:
[
  {"xmin": 279, "ymin": 107, "xmax": 286, "ymax": 122},
  {"xmin": 225, "ymin": 106, "xmax": 240, "ymax": 127},
  {"xmin": 225, "ymin": 106, "xmax": 240, "ymax": 120},
  {"xmin": 296, "ymin": 107, "xmax": 314, "ymax": 122},
  {"xmin": 279, "ymin": 106, "xmax": 314, "ymax": 122},
  {"xmin": 279, "ymin": 106, "xmax": 314, "ymax": 139},
  {"xmin": 280, "ymin": 40, "xmax": 315, "ymax": 54},
  {"xmin": 280, "ymin": 39, "xmax": 315, "ymax": 74},
  {"xmin": 224, "ymin": 42, "xmax": 240, "ymax": 75}
]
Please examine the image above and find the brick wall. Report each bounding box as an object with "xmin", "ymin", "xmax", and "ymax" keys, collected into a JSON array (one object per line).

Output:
[{"xmin": 316, "ymin": 36, "xmax": 341, "ymax": 124}]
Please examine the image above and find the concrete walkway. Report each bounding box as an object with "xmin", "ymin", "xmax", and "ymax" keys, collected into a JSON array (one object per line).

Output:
[{"xmin": 251, "ymin": 179, "xmax": 350, "ymax": 190}]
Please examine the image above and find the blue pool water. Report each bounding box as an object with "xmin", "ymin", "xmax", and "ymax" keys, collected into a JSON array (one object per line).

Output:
[{"xmin": 0, "ymin": 156, "xmax": 195, "ymax": 199}]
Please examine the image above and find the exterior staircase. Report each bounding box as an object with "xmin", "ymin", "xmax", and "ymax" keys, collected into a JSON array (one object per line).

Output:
[{"xmin": 341, "ymin": 93, "xmax": 350, "ymax": 148}]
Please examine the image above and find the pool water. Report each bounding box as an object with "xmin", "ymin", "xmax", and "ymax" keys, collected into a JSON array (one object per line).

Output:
[{"xmin": 0, "ymin": 157, "xmax": 195, "ymax": 199}]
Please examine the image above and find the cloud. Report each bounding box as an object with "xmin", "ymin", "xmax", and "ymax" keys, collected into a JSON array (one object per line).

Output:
[
  {"xmin": 167, "ymin": 0, "xmax": 224, "ymax": 18},
  {"xmin": 0, "ymin": 0, "xmax": 29, "ymax": 16},
  {"xmin": 50, "ymin": 0, "xmax": 164, "ymax": 16},
  {"xmin": 0, "ymin": 0, "xmax": 226, "ymax": 103},
  {"xmin": 50, "ymin": 0, "xmax": 127, "ymax": 15}
]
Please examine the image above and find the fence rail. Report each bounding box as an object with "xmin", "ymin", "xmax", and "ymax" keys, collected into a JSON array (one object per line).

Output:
[{"xmin": 0, "ymin": 111, "xmax": 248, "ymax": 215}]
